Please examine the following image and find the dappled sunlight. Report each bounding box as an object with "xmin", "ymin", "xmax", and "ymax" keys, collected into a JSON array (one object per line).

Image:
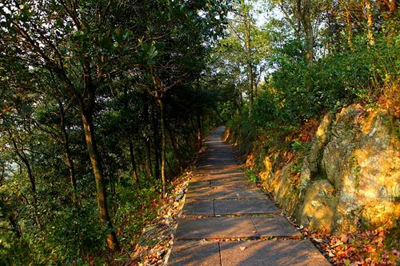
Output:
[{"xmin": 220, "ymin": 240, "xmax": 330, "ymax": 266}]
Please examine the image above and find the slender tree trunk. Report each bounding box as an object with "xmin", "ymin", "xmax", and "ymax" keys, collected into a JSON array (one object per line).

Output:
[
  {"xmin": 129, "ymin": 140, "xmax": 140, "ymax": 188},
  {"xmin": 152, "ymin": 104, "xmax": 161, "ymax": 181},
  {"xmin": 143, "ymin": 138, "xmax": 153, "ymax": 180},
  {"xmin": 296, "ymin": 0, "xmax": 302, "ymax": 42},
  {"xmin": 0, "ymin": 166, "xmax": 4, "ymax": 185},
  {"xmin": 111, "ymin": 174, "xmax": 117, "ymax": 216},
  {"xmin": 365, "ymin": 0, "xmax": 375, "ymax": 46},
  {"xmin": 304, "ymin": 24, "xmax": 313, "ymax": 67},
  {"xmin": 300, "ymin": 0, "xmax": 314, "ymax": 67},
  {"xmin": 58, "ymin": 100, "xmax": 78, "ymax": 207},
  {"xmin": 254, "ymin": 74, "xmax": 258, "ymax": 98},
  {"xmin": 8, "ymin": 213, "xmax": 21, "ymax": 238},
  {"xmin": 142, "ymin": 105, "xmax": 153, "ymax": 180},
  {"xmin": 345, "ymin": 5, "xmax": 353, "ymax": 49},
  {"xmin": 8, "ymin": 132, "xmax": 37, "ymax": 204},
  {"xmin": 123, "ymin": 88, "xmax": 140, "ymax": 188},
  {"xmin": 81, "ymin": 112, "xmax": 120, "ymax": 252},
  {"xmin": 8, "ymin": 131, "xmax": 41, "ymax": 228},
  {"xmin": 197, "ymin": 112, "xmax": 203, "ymax": 146},
  {"xmin": 244, "ymin": 12, "xmax": 255, "ymax": 106},
  {"xmin": 157, "ymin": 98, "xmax": 167, "ymax": 196},
  {"xmin": 238, "ymin": 85, "xmax": 243, "ymax": 108},
  {"xmin": 388, "ymin": 0, "xmax": 396, "ymax": 15},
  {"xmin": 166, "ymin": 121, "xmax": 182, "ymax": 170}
]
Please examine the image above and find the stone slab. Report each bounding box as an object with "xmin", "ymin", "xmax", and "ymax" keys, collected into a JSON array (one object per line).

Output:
[
  {"xmin": 232, "ymin": 188, "xmax": 267, "ymax": 199},
  {"xmin": 186, "ymin": 186, "xmax": 266, "ymax": 200},
  {"xmin": 168, "ymin": 241, "xmax": 221, "ymax": 266},
  {"xmin": 182, "ymin": 200, "xmax": 214, "ymax": 216},
  {"xmin": 191, "ymin": 175, "xmax": 246, "ymax": 182},
  {"xmin": 185, "ymin": 187, "xmax": 222, "ymax": 199},
  {"xmin": 195, "ymin": 166, "xmax": 241, "ymax": 175},
  {"xmin": 199, "ymin": 158, "xmax": 236, "ymax": 163},
  {"xmin": 251, "ymin": 217, "xmax": 301, "ymax": 237},
  {"xmin": 208, "ymin": 174, "xmax": 247, "ymax": 181},
  {"xmin": 191, "ymin": 169, "xmax": 246, "ymax": 179},
  {"xmin": 214, "ymin": 199, "xmax": 279, "ymax": 215},
  {"xmin": 210, "ymin": 180, "xmax": 254, "ymax": 188},
  {"xmin": 219, "ymin": 240, "xmax": 331, "ymax": 266},
  {"xmin": 175, "ymin": 217, "xmax": 257, "ymax": 240},
  {"xmin": 188, "ymin": 181, "xmax": 210, "ymax": 188}
]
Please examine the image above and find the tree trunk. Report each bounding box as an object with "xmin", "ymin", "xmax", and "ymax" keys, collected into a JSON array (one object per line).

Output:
[
  {"xmin": 110, "ymin": 173, "xmax": 117, "ymax": 216},
  {"xmin": 8, "ymin": 131, "xmax": 41, "ymax": 228},
  {"xmin": 365, "ymin": 0, "xmax": 375, "ymax": 46},
  {"xmin": 244, "ymin": 12, "xmax": 255, "ymax": 106},
  {"xmin": 296, "ymin": 0, "xmax": 302, "ymax": 42},
  {"xmin": 304, "ymin": 21, "xmax": 313, "ymax": 67},
  {"xmin": 81, "ymin": 112, "xmax": 120, "ymax": 252},
  {"xmin": 129, "ymin": 140, "xmax": 140, "ymax": 188},
  {"xmin": 143, "ymin": 138, "xmax": 153, "ymax": 180},
  {"xmin": 142, "ymin": 104, "xmax": 153, "ymax": 180},
  {"xmin": 8, "ymin": 213, "xmax": 21, "ymax": 238},
  {"xmin": 58, "ymin": 100, "xmax": 78, "ymax": 207},
  {"xmin": 123, "ymin": 88, "xmax": 140, "ymax": 188},
  {"xmin": 301, "ymin": 0, "xmax": 314, "ymax": 67},
  {"xmin": 152, "ymin": 104, "xmax": 161, "ymax": 181},
  {"xmin": 157, "ymin": 98, "xmax": 167, "ymax": 196},
  {"xmin": 345, "ymin": 5, "xmax": 353, "ymax": 49},
  {"xmin": 8, "ymin": 131, "xmax": 37, "ymax": 204},
  {"xmin": 166, "ymin": 121, "xmax": 182, "ymax": 170},
  {"xmin": 388, "ymin": 0, "xmax": 396, "ymax": 15},
  {"xmin": 197, "ymin": 112, "xmax": 203, "ymax": 146}
]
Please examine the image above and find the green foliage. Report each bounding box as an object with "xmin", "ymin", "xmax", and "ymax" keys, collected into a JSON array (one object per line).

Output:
[
  {"xmin": 0, "ymin": 232, "xmax": 32, "ymax": 266},
  {"xmin": 291, "ymin": 157, "xmax": 305, "ymax": 174},
  {"xmin": 244, "ymin": 168, "xmax": 261, "ymax": 184},
  {"xmin": 241, "ymin": 29, "xmax": 399, "ymax": 137},
  {"xmin": 0, "ymin": 0, "xmax": 232, "ymax": 263},
  {"xmin": 292, "ymin": 141, "xmax": 310, "ymax": 153}
]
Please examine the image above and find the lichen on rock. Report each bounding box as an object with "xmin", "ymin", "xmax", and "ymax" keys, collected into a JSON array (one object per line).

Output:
[
  {"xmin": 320, "ymin": 105, "xmax": 399, "ymax": 233},
  {"xmin": 300, "ymin": 113, "xmax": 334, "ymax": 191},
  {"xmin": 298, "ymin": 180, "xmax": 337, "ymax": 233}
]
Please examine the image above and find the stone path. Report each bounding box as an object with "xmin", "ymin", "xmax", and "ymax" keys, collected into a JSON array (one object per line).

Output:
[{"xmin": 168, "ymin": 126, "xmax": 331, "ymax": 266}]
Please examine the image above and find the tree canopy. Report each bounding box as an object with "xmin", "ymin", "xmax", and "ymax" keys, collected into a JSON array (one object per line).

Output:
[{"xmin": 0, "ymin": 0, "xmax": 230, "ymax": 263}]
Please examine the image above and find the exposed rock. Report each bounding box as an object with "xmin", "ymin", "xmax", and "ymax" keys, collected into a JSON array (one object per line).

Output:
[
  {"xmin": 252, "ymin": 104, "xmax": 399, "ymax": 233},
  {"xmin": 274, "ymin": 162, "xmax": 301, "ymax": 215},
  {"xmin": 321, "ymin": 105, "xmax": 399, "ymax": 232},
  {"xmin": 298, "ymin": 180, "xmax": 337, "ymax": 233},
  {"xmin": 260, "ymin": 155, "xmax": 273, "ymax": 185},
  {"xmin": 299, "ymin": 157, "xmax": 312, "ymax": 191},
  {"xmin": 349, "ymin": 112, "xmax": 400, "ymax": 229},
  {"xmin": 300, "ymin": 113, "xmax": 333, "ymax": 191},
  {"xmin": 309, "ymin": 113, "xmax": 334, "ymax": 172},
  {"xmin": 322, "ymin": 105, "xmax": 364, "ymax": 189}
]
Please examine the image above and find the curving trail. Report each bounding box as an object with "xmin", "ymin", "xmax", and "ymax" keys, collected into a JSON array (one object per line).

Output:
[{"xmin": 168, "ymin": 126, "xmax": 331, "ymax": 266}]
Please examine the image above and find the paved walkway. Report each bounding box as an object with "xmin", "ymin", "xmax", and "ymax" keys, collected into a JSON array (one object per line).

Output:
[{"xmin": 168, "ymin": 126, "xmax": 331, "ymax": 266}]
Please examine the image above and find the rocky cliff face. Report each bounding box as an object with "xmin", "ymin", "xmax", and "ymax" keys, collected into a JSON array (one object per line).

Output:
[{"xmin": 232, "ymin": 104, "xmax": 400, "ymax": 234}]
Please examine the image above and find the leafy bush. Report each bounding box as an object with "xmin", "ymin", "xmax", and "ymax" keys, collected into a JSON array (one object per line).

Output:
[{"xmin": 244, "ymin": 168, "xmax": 261, "ymax": 184}]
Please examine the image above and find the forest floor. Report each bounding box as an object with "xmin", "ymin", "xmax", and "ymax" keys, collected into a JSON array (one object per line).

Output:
[{"xmin": 128, "ymin": 164, "xmax": 194, "ymax": 265}]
